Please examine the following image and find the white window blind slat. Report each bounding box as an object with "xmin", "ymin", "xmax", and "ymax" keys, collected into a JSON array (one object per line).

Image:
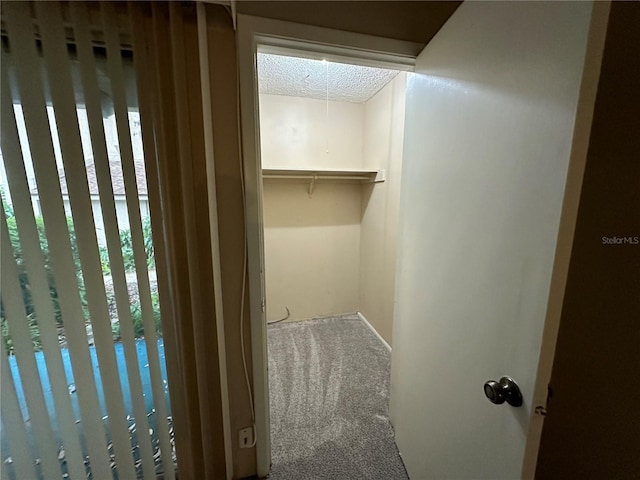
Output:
[
  {"xmin": 128, "ymin": 6, "xmax": 178, "ymax": 478},
  {"xmin": 34, "ymin": 2, "xmax": 138, "ymax": 478},
  {"xmin": 3, "ymin": 4, "xmax": 114, "ymax": 478},
  {"xmin": 0, "ymin": 210, "xmax": 62, "ymax": 479},
  {"xmin": 0, "ymin": 57, "xmax": 88, "ymax": 480},
  {"xmin": 102, "ymin": 4, "xmax": 175, "ymax": 477},
  {"xmin": 67, "ymin": 3, "xmax": 157, "ymax": 479},
  {"xmin": 162, "ymin": 6, "xmax": 219, "ymax": 473},
  {"xmin": 0, "ymin": 343, "xmax": 37, "ymax": 480}
]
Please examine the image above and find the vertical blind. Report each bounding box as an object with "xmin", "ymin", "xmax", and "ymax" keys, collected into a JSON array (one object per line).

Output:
[
  {"xmin": 0, "ymin": 2, "xmax": 174, "ymax": 479},
  {"xmin": 127, "ymin": 2, "xmax": 232, "ymax": 478}
]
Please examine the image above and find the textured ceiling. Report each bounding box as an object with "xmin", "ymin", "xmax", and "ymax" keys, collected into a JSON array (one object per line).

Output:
[{"xmin": 257, "ymin": 53, "xmax": 399, "ymax": 103}]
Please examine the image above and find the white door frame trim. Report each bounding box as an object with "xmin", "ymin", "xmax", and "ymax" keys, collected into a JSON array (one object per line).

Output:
[{"xmin": 236, "ymin": 14, "xmax": 419, "ymax": 477}]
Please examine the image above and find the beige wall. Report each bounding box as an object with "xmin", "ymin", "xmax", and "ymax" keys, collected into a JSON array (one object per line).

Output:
[
  {"xmin": 263, "ymin": 181, "xmax": 361, "ymax": 321},
  {"xmin": 359, "ymin": 73, "xmax": 406, "ymax": 345},
  {"xmin": 206, "ymin": 6, "xmax": 256, "ymax": 476},
  {"xmin": 259, "ymin": 80, "xmax": 406, "ymax": 328},
  {"xmin": 260, "ymin": 93, "xmax": 364, "ymax": 321},
  {"xmin": 259, "ymin": 79, "xmax": 405, "ymax": 335},
  {"xmin": 259, "ymin": 94, "xmax": 364, "ymax": 170}
]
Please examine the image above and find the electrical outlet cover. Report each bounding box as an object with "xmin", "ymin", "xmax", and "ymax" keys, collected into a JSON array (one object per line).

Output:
[{"xmin": 239, "ymin": 427, "xmax": 253, "ymax": 448}]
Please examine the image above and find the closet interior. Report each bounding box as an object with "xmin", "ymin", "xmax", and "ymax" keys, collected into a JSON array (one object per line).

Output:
[{"xmin": 257, "ymin": 51, "xmax": 406, "ymax": 344}]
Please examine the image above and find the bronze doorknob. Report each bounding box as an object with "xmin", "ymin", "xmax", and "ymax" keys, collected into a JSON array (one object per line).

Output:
[{"xmin": 484, "ymin": 376, "xmax": 523, "ymax": 407}]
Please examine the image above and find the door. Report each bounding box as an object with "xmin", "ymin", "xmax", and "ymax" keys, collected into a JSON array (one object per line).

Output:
[{"xmin": 390, "ymin": 2, "xmax": 598, "ymax": 478}]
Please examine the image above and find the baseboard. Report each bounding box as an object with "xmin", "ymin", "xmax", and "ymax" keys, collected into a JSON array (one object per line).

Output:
[
  {"xmin": 268, "ymin": 312, "xmax": 360, "ymax": 325},
  {"xmin": 357, "ymin": 311, "xmax": 391, "ymax": 351}
]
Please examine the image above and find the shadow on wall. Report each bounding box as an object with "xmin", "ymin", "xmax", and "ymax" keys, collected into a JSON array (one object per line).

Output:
[{"xmin": 262, "ymin": 181, "xmax": 364, "ymax": 227}]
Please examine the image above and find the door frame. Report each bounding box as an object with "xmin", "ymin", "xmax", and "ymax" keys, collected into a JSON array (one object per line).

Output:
[{"xmin": 236, "ymin": 14, "xmax": 419, "ymax": 476}]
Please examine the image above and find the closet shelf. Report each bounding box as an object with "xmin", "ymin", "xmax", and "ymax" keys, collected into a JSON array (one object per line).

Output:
[
  {"xmin": 262, "ymin": 168, "xmax": 385, "ymax": 181},
  {"xmin": 262, "ymin": 168, "xmax": 385, "ymax": 196}
]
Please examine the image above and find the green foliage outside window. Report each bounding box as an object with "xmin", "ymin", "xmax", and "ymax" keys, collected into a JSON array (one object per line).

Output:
[
  {"xmin": 1, "ymin": 190, "xmax": 161, "ymax": 355},
  {"xmin": 98, "ymin": 216, "xmax": 155, "ymax": 275}
]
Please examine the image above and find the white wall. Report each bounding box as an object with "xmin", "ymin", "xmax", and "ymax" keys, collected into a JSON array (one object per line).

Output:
[
  {"xmin": 359, "ymin": 73, "xmax": 406, "ymax": 344},
  {"xmin": 390, "ymin": 2, "xmax": 593, "ymax": 478},
  {"xmin": 259, "ymin": 94, "xmax": 363, "ymax": 170}
]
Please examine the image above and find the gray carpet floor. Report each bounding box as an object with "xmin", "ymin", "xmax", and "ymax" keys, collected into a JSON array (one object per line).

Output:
[{"xmin": 267, "ymin": 315, "xmax": 409, "ymax": 479}]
